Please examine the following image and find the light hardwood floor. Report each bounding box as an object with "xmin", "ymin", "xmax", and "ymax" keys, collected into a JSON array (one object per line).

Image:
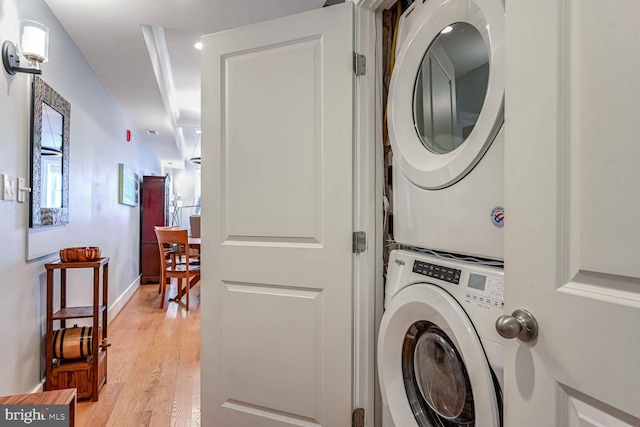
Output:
[{"xmin": 76, "ymin": 282, "xmax": 200, "ymax": 427}]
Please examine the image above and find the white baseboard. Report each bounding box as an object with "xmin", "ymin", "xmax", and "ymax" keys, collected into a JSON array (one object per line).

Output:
[
  {"xmin": 30, "ymin": 379, "xmax": 45, "ymax": 394},
  {"xmin": 108, "ymin": 275, "xmax": 141, "ymax": 323}
]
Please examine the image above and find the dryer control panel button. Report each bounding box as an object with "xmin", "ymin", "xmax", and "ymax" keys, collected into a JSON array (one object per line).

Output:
[{"xmin": 412, "ymin": 260, "xmax": 461, "ymax": 284}]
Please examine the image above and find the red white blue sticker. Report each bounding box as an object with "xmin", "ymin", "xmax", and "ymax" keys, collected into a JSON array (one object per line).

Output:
[{"xmin": 491, "ymin": 206, "xmax": 505, "ymax": 228}]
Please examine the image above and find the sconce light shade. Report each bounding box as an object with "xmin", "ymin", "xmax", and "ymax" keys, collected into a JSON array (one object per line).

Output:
[
  {"xmin": 2, "ymin": 20, "xmax": 49, "ymax": 75},
  {"xmin": 20, "ymin": 20, "xmax": 49, "ymax": 63}
]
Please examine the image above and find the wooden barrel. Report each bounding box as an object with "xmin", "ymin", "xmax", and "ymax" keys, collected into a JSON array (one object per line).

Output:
[{"xmin": 52, "ymin": 326, "xmax": 102, "ymax": 360}]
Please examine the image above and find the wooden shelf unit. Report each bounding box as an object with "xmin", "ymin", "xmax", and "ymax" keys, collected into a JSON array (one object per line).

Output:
[
  {"xmin": 53, "ymin": 306, "xmax": 107, "ymax": 320},
  {"xmin": 44, "ymin": 257, "xmax": 110, "ymax": 401}
]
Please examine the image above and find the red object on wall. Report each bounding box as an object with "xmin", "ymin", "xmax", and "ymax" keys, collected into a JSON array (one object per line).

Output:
[{"xmin": 126, "ymin": 129, "xmax": 131, "ymax": 142}]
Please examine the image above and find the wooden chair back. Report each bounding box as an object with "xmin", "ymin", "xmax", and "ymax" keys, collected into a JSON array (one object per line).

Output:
[
  {"xmin": 154, "ymin": 225, "xmax": 180, "ymax": 263},
  {"xmin": 189, "ymin": 215, "xmax": 201, "ymax": 238},
  {"xmin": 154, "ymin": 228, "xmax": 200, "ymax": 310}
]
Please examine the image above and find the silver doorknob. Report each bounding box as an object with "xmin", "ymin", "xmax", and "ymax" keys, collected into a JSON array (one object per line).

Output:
[{"xmin": 495, "ymin": 309, "xmax": 538, "ymax": 342}]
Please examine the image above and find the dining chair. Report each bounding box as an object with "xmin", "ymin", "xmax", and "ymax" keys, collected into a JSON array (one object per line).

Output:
[
  {"xmin": 154, "ymin": 228, "xmax": 201, "ymax": 310},
  {"xmin": 155, "ymin": 225, "xmax": 200, "ymax": 266},
  {"xmin": 154, "ymin": 226, "xmax": 180, "ymax": 293}
]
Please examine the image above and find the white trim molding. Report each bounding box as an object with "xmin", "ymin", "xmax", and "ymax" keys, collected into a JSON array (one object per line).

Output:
[{"xmin": 108, "ymin": 275, "xmax": 141, "ymax": 323}]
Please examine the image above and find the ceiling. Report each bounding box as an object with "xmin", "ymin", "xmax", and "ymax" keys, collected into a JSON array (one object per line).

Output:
[{"xmin": 43, "ymin": 0, "xmax": 327, "ymax": 169}]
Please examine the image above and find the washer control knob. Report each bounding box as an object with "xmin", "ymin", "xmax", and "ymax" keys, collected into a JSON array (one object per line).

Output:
[{"xmin": 495, "ymin": 309, "xmax": 538, "ymax": 342}]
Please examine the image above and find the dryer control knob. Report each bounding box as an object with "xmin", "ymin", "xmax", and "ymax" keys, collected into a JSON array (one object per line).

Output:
[{"xmin": 495, "ymin": 309, "xmax": 538, "ymax": 342}]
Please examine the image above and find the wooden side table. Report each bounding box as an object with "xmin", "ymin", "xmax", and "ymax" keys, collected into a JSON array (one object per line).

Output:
[
  {"xmin": 44, "ymin": 257, "xmax": 110, "ymax": 401},
  {"xmin": 0, "ymin": 389, "xmax": 76, "ymax": 426}
]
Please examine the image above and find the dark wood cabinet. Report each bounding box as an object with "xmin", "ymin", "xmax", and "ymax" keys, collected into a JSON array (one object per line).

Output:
[{"xmin": 140, "ymin": 175, "xmax": 170, "ymax": 284}]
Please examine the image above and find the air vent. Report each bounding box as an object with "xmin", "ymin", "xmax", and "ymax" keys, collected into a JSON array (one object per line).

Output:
[{"xmin": 145, "ymin": 129, "xmax": 159, "ymax": 136}]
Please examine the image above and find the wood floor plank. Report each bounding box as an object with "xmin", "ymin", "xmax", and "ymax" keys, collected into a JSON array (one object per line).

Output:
[
  {"xmin": 76, "ymin": 282, "xmax": 200, "ymax": 427},
  {"xmin": 148, "ymin": 385, "xmax": 173, "ymax": 426},
  {"xmin": 77, "ymin": 383, "xmax": 124, "ymax": 427}
]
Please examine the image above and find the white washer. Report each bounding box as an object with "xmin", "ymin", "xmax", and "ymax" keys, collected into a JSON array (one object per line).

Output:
[
  {"xmin": 389, "ymin": 0, "xmax": 505, "ymax": 260},
  {"xmin": 378, "ymin": 250, "xmax": 504, "ymax": 427}
]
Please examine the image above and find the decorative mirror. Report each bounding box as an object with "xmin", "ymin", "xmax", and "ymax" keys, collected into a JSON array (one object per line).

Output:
[
  {"xmin": 30, "ymin": 76, "xmax": 70, "ymax": 227},
  {"xmin": 413, "ymin": 22, "xmax": 489, "ymax": 154}
]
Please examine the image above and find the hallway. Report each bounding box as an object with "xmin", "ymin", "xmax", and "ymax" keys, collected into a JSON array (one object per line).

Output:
[{"xmin": 76, "ymin": 283, "xmax": 201, "ymax": 426}]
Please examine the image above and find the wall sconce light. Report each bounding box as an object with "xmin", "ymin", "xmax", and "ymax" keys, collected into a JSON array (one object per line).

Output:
[{"xmin": 2, "ymin": 20, "xmax": 49, "ymax": 75}]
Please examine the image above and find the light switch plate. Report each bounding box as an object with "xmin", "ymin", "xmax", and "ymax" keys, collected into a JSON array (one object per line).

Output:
[
  {"xmin": 17, "ymin": 177, "xmax": 26, "ymax": 203},
  {"xmin": 2, "ymin": 174, "xmax": 17, "ymax": 201}
]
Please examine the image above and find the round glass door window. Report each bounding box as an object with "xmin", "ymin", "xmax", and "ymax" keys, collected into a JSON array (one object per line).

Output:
[
  {"xmin": 402, "ymin": 320, "xmax": 475, "ymax": 426},
  {"xmin": 413, "ymin": 23, "xmax": 489, "ymax": 154}
]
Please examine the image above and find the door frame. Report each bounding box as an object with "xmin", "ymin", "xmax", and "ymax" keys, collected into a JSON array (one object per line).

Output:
[{"xmin": 352, "ymin": 1, "xmax": 397, "ymax": 426}]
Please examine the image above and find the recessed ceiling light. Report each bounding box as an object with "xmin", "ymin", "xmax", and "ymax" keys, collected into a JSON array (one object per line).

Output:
[
  {"xmin": 195, "ymin": 128, "xmax": 202, "ymax": 134},
  {"xmin": 441, "ymin": 25, "xmax": 454, "ymax": 34},
  {"xmin": 145, "ymin": 129, "xmax": 159, "ymax": 136},
  {"xmin": 194, "ymin": 42, "xmax": 203, "ymax": 50}
]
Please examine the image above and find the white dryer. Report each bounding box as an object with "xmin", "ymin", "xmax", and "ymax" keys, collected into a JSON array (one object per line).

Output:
[
  {"xmin": 378, "ymin": 249, "xmax": 504, "ymax": 427},
  {"xmin": 389, "ymin": 0, "xmax": 505, "ymax": 260}
]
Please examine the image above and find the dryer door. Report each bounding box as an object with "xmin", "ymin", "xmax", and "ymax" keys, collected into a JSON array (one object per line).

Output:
[
  {"xmin": 388, "ymin": 0, "xmax": 505, "ymax": 189},
  {"xmin": 378, "ymin": 283, "xmax": 501, "ymax": 426}
]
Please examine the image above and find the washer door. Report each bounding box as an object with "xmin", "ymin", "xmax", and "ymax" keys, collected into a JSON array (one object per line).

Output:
[
  {"xmin": 378, "ymin": 283, "xmax": 501, "ymax": 426},
  {"xmin": 388, "ymin": 0, "xmax": 504, "ymax": 189}
]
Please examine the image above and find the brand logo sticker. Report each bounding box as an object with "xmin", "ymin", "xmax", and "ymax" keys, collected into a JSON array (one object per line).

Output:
[
  {"xmin": 394, "ymin": 258, "xmax": 405, "ymax": 266},
  {"xmin": 491, "ymin": 206, "xmax": 505, "ymax": 228}
]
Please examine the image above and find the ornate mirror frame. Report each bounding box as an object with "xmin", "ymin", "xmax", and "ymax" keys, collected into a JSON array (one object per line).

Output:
[{"xmin": 30, "ymin": 76, "xmax": 70, "ymax": 227}]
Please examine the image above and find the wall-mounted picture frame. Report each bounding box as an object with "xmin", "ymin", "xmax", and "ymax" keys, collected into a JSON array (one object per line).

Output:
[{"xmin": 118, "ymin": 163, "xmax": 139, "ymax": 207}]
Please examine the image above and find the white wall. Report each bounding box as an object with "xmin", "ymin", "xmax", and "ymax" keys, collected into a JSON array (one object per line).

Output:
[
  {"xmin": 0, "ymin": 0, "xmax": 161, "ymax": 394},
  {"xmin": 167, "ymin": 165, "xmax": 201, "ymax": 229}
]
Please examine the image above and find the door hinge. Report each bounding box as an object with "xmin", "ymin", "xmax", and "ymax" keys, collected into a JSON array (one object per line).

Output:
[
  {"xmin": 352, "ymin": 408, "xmax": 365, "ymax": 427},
  {"xmin": 353, "ymin": 52, "xmax": 366, "ymax": 76},
  {"xmin": 352, "ymin": 231, "xmax": 366, "ymax": 254}
]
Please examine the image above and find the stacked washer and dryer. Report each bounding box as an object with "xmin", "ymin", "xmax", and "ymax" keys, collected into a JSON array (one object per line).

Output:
[{"xmin": 378, "ymin": 0, "xmax": 507, "ymax": 426}]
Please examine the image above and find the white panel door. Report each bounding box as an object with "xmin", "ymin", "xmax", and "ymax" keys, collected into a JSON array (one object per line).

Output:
[
  {"xmin": 200, "ymin": 3, "xmax": 354, "ymax": 427},
  {"xmin": 505, "ymin": 0, "xmax": 640, "ymax": 425}
]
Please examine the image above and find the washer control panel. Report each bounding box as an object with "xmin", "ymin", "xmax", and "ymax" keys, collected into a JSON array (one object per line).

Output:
[
  {"xmin": 407, "ymin": 256, "xmax": 504, "ymax": 311},
  {"xmin": 412, "ymin": 260, "xmax": 461, "ymax": 284},
  {"xmin": 464, "ymin": 273, "xmax": 504, "ymax": 309}
]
